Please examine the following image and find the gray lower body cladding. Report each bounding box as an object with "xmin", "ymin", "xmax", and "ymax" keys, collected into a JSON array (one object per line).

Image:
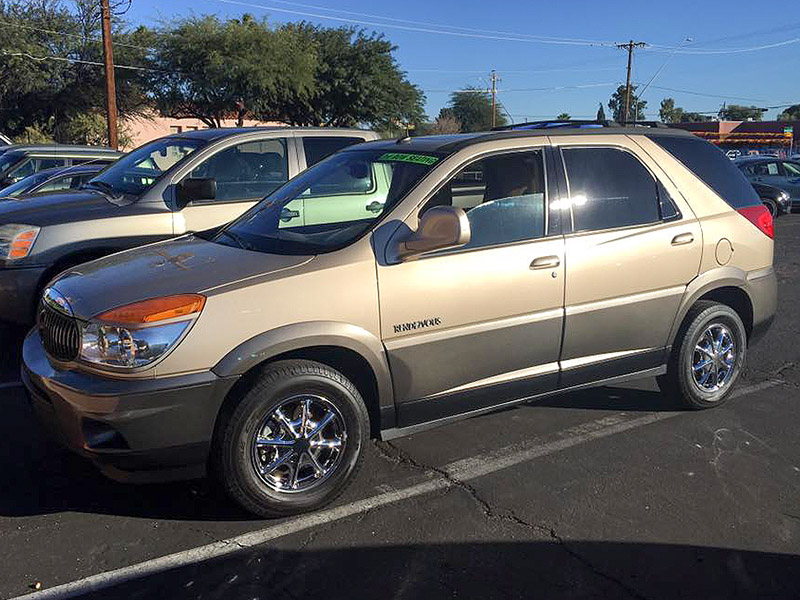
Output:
[{"xmin": 21, "ymin": 331, "xmax": 239, "ymax": 482}]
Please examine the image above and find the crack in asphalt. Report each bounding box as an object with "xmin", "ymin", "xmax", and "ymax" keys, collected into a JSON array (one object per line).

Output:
[{"xmin": 373, "ymin": 440, "xmax": 650, "ymax": 600}]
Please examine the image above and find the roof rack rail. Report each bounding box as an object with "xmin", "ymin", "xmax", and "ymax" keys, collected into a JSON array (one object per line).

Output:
[
  {"xmin": 491, "ymin": 119, "xmax": 672, "ymax": 131},
  {"xmin": 492, "ymin": 120, "xmax": 621, "ymax": 131},
  {"xmin": 625, "ymin": 121, "xmax": 671, "ymax": 129}
]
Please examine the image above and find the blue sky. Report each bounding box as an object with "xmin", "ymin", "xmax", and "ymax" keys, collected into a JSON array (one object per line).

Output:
[{"xmin": 125, "ymin": 0, "xmax": 800, "ymax": 122}]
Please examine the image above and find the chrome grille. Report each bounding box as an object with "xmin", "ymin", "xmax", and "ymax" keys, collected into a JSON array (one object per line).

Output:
[{"xmin": 39, "ymin": 302, "xmax": 80, "ymax": 362}]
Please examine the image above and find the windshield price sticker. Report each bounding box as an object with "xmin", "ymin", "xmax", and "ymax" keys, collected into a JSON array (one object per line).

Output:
[{"xmin": 377, "ymin": 152, "xmax": 439, "ymax": 166}]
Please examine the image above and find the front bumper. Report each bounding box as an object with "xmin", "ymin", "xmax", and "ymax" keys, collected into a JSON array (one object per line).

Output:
[
  {"xmin": 0, "ymin": 265, "xmax": 47, "ymax": 326},
  {"xmin": 21, "ymin": 330, "xmax": 239, "ymax": 482}
]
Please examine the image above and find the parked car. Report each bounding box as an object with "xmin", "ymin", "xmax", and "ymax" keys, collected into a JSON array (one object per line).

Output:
[
  {"xmin": 752, "ymin": 181, "xmax": 791, "ymax": 217},
  {"xmin": 0, "ymin": 164, "xmax": 109, "ymax": 199},
  {"xmin": 0, "ymin": 128, "xmax": 377, "ymax": 326},
  {"xmin": 0, "ymin": 144, "xmax": 122, "ymax": 187},
  {"xmin": 735, "ymin": 156, "xmax": 800, "ymax": 212},
  {"xmin": 22, "ymin": 124, "xmax": 776, "ymax": 517}
]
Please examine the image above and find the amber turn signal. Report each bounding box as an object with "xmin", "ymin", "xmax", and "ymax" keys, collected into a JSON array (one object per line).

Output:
[
  {"xmin": 97, "ymin": 294, "xmax": 206, "ymax": 324},
  {"xmin": 9, "ymin": 229, "xmax": 39, "ymax": 259}
]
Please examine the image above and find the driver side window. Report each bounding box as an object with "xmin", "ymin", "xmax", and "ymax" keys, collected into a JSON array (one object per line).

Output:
[
  {"xmin": 419, "ymin": 150, "xmax": 546, "ymax": 251},
  {"xmin": 188, "ymin": 138, "xmax": 288, "ymax": 203}
]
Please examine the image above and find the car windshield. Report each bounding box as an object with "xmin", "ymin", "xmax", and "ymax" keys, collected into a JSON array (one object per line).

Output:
[
  {"xmin": 213, "ymin": 149, "xmax": 441, "ymax": 255},
  {"xmin": 0, "ymin": 170, "xmax": 52, "ymax": 197},
  {"xmin": 87, "ymin": 137, "xmax": 204, "ymax": 196}
]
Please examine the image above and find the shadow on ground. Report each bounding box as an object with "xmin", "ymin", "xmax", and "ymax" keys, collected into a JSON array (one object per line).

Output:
[
  {"xmin": 73, "ymin": 540, "xmax": 800, "ymax": 600},
  {"xmin": 0, "ymin": 383, "xmax": 675, "ymax": 521}
]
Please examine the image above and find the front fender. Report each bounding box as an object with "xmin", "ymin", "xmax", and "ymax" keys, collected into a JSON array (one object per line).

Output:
[{"xmin": 212, "ymin": 321, "xmax": 395, "ymax": 425}]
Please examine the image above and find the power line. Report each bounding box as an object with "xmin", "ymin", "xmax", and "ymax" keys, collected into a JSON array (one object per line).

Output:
[
  {"xmin": 646, "ymin": 37, "xmax": 800, "ymax": 55},
  {"xmin": 0, "ymin": 19, "xmax": 153, "ymax": 51},
  {"xmin": 423, "ymin": 82, "xmax": 619, "ymax": 93},
  {"xmin": 0, "ymin": 50, "xmax": 161, "ymax": 72},
  {"xmin": 255, "ymin": 0, "xmax": 621, "ymax": 46},
  {"xmin": 209, "ymin": 0, "xmax": 620, "ymax": 47}
]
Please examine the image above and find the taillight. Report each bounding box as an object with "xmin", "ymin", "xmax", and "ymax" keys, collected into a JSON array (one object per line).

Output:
[{"xmin": 737, "ymin": 205, "xmax": 774, "ymax": 239}]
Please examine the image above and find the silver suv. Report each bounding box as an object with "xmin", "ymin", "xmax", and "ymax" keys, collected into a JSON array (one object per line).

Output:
[
  {"xmin": 22, "ymin": 125, "xmax": 776, "ymax": 516},
  {"xmin": 0, "ymin": 128, "xmax": 376, "ymax": 325}
]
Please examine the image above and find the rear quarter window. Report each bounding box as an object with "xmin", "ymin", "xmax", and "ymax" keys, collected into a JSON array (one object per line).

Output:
[{"xmin": 647, "ymin": 135, "xmax": 760, "ymax": 209}]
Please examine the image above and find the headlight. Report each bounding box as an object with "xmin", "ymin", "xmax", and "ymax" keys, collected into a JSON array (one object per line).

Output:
[
  {"xmin": 0, "ymin": 224, "xmax": 40, "ymax": 260},
  {"xmin": 80, "ymin": 294, "xmax": 205, "ymax": 369},
  {"xmin": 778, "ymin": 190, "xmax": 790, "ymax": 204}
]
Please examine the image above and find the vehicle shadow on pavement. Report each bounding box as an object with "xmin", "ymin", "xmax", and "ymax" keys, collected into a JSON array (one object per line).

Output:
[
  {"xmin": 73, "ymin": 540, "xmax": 800, "ymax": 600},
  {"xmin": 529, "ymin": 384, "xmax": 683, "ymax": 412},
  {"xmin": 1, "ymin": 383, "xmax": 681, "ymax": 521}
]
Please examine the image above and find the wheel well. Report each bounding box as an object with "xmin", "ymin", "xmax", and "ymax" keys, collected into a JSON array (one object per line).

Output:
[
  {"xmin": 697, "ymin": 286, "xmax": 753, "ymax": 339},
  {"xmin": 214, "ymin": 345, "xmax": 383, "ymax": 441}
]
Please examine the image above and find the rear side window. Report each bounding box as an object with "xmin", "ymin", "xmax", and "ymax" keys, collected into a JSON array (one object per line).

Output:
[
  {"xmin": 562, "ymin": 147, "xmax": 660, "ymax": 232},
  {"xmin": 303, "ymin": 137, "xmax": 365, "ymax": 167},
  {"xmin": 648, "ymin": 135, "xmax": 760, "ymax": 209}
]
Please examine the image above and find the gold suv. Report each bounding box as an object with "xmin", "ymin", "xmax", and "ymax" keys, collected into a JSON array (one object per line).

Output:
[{"xmin": 23, "ymin": 125, "xmax": 777, "ymax": 516}]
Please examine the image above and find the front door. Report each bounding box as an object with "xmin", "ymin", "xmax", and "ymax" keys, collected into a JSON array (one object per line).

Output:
[
  {"xmin": 377, "ymin": 147, "xmax": 565, "ymax": 427},
  {"xmin": 175, "ymin": 137, "xmax": 291, "ymax": 233},
  {"xmin": 780, "ymin": 161, "xmax": 800, "ymax": 203},
  {"xmin": 553, "ymin": 138, "xmax": 702, "ymax": 386}
]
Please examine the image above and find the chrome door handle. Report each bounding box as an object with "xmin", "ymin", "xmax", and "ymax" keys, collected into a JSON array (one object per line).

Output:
[
  {"xmin": 530, "ymin": 255, "xmax": 561, "ymax": 269},
  {"xmin": 671, "ymin": 232, "xmax": 694, "ymax": 246}
]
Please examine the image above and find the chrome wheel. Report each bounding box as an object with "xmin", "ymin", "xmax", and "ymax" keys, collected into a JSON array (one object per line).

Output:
[
  {"xmin": 692, "ymin": 323, "xmax": 736, "ymax": 393},
  {"xmin": 251, "ymin": 395, "xmax": 346, "ymax": 493}
]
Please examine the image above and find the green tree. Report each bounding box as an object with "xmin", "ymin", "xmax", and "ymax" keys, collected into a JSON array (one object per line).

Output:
[
  {"xmin": 148, "ymin": 15, "xmax": 316, "ymax": 128},
  {"xmin": 682, "ymin": 112, "xmax": 712, "ymax": 123},
  {"xmin": 718, "ymin": 104, "xmax": 764, "ymax": 121},
  {"xmin": 279, "ymin": 24, "xmax": 425, "ymax": 130},
  {"xmin": 608, "ymin": 85, "xmax": 647, "ymax": 123},
  {"xmin": 778, "ymin": 104, "xmax": 800, "ymax": 121},
  {"xmin": 556, "ymin": 113, "xmax": 571, "ymax": 120},
  {"xmin": 659, "ymin": 98, "xmax": 686, "ymax": 123},
  {"xmin": 596, "ymin": 102, "xmax": 606, "ymax": 121},
  {"xmin": 0, "ymin": 0, "xmax": 150, "ymax": 140},
  {"xmin": 442, "ymin": 87, "xmax": 506, "ymax": 132}
]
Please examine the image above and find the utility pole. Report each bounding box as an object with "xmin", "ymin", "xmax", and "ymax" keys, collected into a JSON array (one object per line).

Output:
[
  {"xmin": 100, "ymin": 0, "xmax": 118, "ymax": 149},
  {"xmin": 616, "ymin": 40, "xmax": 646, "ymax": 124},
  {"xmin": 490, "ymin": 70, "xmax": 498, "ymax": 128}
]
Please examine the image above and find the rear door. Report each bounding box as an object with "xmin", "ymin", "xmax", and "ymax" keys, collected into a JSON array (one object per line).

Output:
[
  {"xmin": 779, "ymin": 161, "xmax": 800, "ymax": 202},
  {"xmin": 552, "ymin": 135, "xmax": 702, "ymax": 385}
]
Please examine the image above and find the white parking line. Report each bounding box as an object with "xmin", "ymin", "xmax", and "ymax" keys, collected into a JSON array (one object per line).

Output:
[{"xmin": 13, "ymin": 379, "xmax": 781, "ymax": 600}]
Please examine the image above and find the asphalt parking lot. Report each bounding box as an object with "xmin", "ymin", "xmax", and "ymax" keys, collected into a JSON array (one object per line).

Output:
[{"xmin": 0, "ymin": 219, "xmax": 798, "ymax": 600}]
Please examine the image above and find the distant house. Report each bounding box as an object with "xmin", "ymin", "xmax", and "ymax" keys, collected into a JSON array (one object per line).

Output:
[
  {"xmin": 670, "ymin": 121, "xmax": 797, "ymax": 157},
  {"xmin": 123, "ymin": 114, "xmax": 285, "ymax": 150}
]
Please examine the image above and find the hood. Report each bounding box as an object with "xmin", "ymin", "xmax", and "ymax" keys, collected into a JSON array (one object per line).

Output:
[
  {"xmin": 50, "ymin": 235, "xmax": 313, "ymax": 320},
  {"xmin": 0, "ymin": 190, "xmax": 118, "ymax": 227}
]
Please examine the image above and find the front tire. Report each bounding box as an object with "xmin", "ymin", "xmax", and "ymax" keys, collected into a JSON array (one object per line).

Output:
[
  {"xmin": 213, "ymin": 359, "xmax": 369, "ymax": 517},
  {"xmin": 658, "ymin": 301, "xmax": 746, "ymax": 409}
]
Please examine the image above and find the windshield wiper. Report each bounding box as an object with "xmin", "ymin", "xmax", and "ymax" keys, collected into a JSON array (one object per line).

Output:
[{"xmin": 217, "ymin": 229, "xmax": 254, "ymax": 251}]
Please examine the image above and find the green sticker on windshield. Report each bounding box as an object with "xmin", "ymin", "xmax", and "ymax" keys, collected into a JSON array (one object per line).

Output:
[{"xmin": 377, "ymin": 152, "xmax": 439, "ymax": 166}]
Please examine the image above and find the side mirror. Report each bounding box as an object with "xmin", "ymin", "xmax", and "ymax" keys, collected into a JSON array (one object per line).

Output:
[
  {"xmin": 176, "ymin": 178, "xmax": 216, "ymax": 209},
  {"xmin": 394, "ymin": 205, "xmax": 471, "ymax": 260}
]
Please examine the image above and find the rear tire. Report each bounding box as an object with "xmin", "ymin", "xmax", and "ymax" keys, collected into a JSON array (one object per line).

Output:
[
  {"xmin": 213, "ymin": 359, "xmax": 369, "ymax": 517},
  {"xmin": 658, "ymin": 301, "xmax": 746, "ymax": 410}
]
